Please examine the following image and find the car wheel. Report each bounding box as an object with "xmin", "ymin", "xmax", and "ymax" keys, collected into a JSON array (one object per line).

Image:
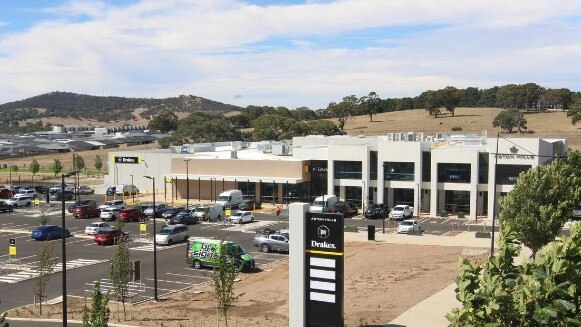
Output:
[
  {"xmin": 235, "ymin": 263, "xmax": 244, "ymax": 273},
  {"xmin": 167, "ymin": 239, "xmax": 173, "ymax": 245},
  {"xmin": 26, "ymin": 202, "xmax": 31, "ymax": 207},
  {"xmin": 9, "ymin": 207, "xmax": 13, "ymax": 212},
  {"xmin": 193, "ymin": 260, "xmax": 202, "ymax": 269},
  {"xmin": 261, "ymin": 244, "xmax": 270, "ymax": 253},
  {"xmin": 251, "ymin": 217, "xmax": 254, "ymax": 222},
  {"xmin": 12, "ymin": 204, "xmax": 17, "ymax": 208}
]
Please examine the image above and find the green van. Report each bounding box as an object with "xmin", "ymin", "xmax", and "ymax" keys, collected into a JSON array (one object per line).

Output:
[{"xmin": 186, "ymin": 238, "xmax": 255, "ymax": 272}]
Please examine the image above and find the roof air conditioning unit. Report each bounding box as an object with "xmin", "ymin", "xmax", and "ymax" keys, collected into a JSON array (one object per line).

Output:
[{"xmin": 231, "ymin": 150, "xmax": 238, "ymax": 159}]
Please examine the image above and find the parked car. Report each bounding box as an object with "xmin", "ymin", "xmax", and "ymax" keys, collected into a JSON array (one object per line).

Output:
[
  {"xmin": 5, "ymin": 196, "xmax": 33, "ymax": 208},
  {"xmin": 50, "ymin": 191, "xmax": 75, "ymax": 201},
  {"xmin": 193, "ymin": 205, "xmax": 224, "ymax": 222},
  {"xmin": 10, "ymin": 186, "xmax": 23, "ymax": 194},
  {"xmin": 364, "ymin": 203, "xmax": 388, "ymax": 219},
  {"xmin": 118, "ymin": 208, "xmax": 145, "ymax": 222},
  {"xmin": 396, "ymin": 219, "xmax": 422, "ymax": 234},
  {"xmin": 115, "ymin": 184, "xmax": 139, "ymax": 196},
  {"xmin": 170, "ymin": 212, "xmax": 198, "ymax": 225},
  {"xmin": 330, "ymin": 201, "xmax": 359, "ymax": 218},
  {"xmin": 143, "ymin": 204, "xmax": 168, "ymax": 217},
  {"xmin": 155, "ymin": 224, "xmax": 189, "ymax": 245},
  {"xmin": 94, "ymin": 230, "xmax": 132, "ymax": 245},
  {"xmin": 238, "ymin": 200, "xmax": 262, "ymax": 211},
  {"xmin": 77, "ymin": 186, "xmax": 94, "ymax": 195},
  {"xmin": 72, "ymin": 205, "xmax": 101, "ymax": 219},
  {"xmin": 572, "ymin": 202, "xmax": 581, "ymax": 221},
  {"xmin": 31, "ymin": 225, "xmax": 71, "ymax": 240},
  {"xmin": 100, "ymin": 208, "xmax": 122, "ymax": 221},
  {"xmin": 105, "ymin": 187, "xmax": 116, "ymax": 196},
  {"xmin": 0, "ymin": 201, "xmax": 14, "ymax": 213},
  {"xmin": 0, "ymin": 188, "xmax": 13, "ymax": 199},
  {"xmin": 389, "ymin": 205, "xmax": 413, "ymax": 221},
  {"xmin": 84, "ymin": 222, "xmax": 115, "ymax": 235},
  {"xmin": 98, "ymin": 200, "xmax": 126, "ymax": 210},
  {"xmin": 33, "ymin": 185, "xmax": 49, "ymax": 195},
  {"xmin": 135, "ymin": 203, "xmax": 150, "ymax": 212},
  {"xmin": 253, "ymin": 232, "xmax": 289, "ymax": 253},
  {"xmin": 228, "ymin": 211, "xmax": 255, "ymax": 224},
  {"xmin": 68, "ymin": 199, "xmax": 97, "ymax": 213},
  {"xmin": 14, "ymin": 190, "xmax": 39, "ymax": 199},
  {"xmin": 162, "ymin": 207, "xmax": 185, "ymax": 219}
]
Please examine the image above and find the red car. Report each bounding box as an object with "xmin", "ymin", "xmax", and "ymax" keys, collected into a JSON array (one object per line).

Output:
[
  {"xmin": 72, "ymin": 205, "xmax": 101, "ymax": 219},
  {"xmin": 0, "ymin": 188, "xmax": 13, "ymax": 199},
  {"xmin": 94, "ymin": 230, "xmax": 132, "ymax": 245},
  {"xmin": 118, "ymin": 208, "xmax": 145, "ymax": 222}
]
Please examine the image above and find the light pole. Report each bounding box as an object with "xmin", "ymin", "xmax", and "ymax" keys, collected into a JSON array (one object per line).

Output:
[
  {"xmin": 416, "ymin": 183, "xmax": 421, "ymax": 219},
  {"xmin": 490, "ymin": 133, "xmax": 500, "ymax": 256},
  {"xmin": 130, "ymin": 174, "xmax": 134, "ymax": 186},
  {"xmin": 144, "ymin": 175, "xmax": 158, "ymax": 301},
  {"xmin": 183, "ymin": 159, "xmax": 191, "ymax": 209},
  {"xmin": 61, "ymin": 170, "xmax": 80, "ymax": 327}
]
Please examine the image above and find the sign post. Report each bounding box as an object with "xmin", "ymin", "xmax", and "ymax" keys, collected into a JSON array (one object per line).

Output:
[
  {"xmin": 9, "ymin": 238, "xmax": 16, "ymax": 257},
  {"xmin": 139, "ymin": 218, "xmax": 147, "ymax": 236}
]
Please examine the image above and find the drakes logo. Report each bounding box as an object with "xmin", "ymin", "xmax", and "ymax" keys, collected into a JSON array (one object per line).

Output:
[
  {"xmin": 509, "ymin": 146, "xmax": 518, "ymax": 154},
  {"xmin": 311, "ymin": 240, "xmax": 337, "ymax": 249},
  {"xmin": 317, "ymin": 225, "xmax": 330, "ymax": 239}
]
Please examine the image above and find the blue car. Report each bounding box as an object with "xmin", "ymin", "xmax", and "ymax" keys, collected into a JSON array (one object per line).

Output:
[
  {"xmin": 106, "ymin": 187, "xmax": 116, "ymax": 196},
  {"xmin": 31, "ymin": 225, "xmax": 71, "ymax": 241}
]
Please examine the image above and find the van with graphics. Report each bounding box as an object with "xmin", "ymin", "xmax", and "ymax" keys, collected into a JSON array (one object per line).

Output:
[{"xmin": 186, "ymin": 238, "xmax": 255, "ymax": 272}]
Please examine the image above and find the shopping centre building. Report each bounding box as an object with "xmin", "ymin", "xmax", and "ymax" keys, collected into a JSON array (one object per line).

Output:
[{"xmin": 106, "ymin": 132, "xmax": 567, "ymax": 219}]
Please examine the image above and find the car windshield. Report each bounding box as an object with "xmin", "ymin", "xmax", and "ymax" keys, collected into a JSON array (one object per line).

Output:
[
  {"xmin": 89, "ymin": 223, "xmax": 100, "ymax": 227},
  {"xmin": 195, "ymin": 208, "xmax": 208, "ymax": 213},
  {"xmin": 401, "ymin": 221, "xmax": 413, "ymax": 226},
  {"xmin": 232, "ymin": 212, "xmax": 243, "ymax": 217},
  {"xmin": 231, "ymin": 245, "xmax": 247, "ymax": 255},
  {"xmin": 369, "ymin": 204, "xmax": 381, "ymax": 209},
  {"xmin": 313, "ymin": 200, "xmax": 325, "ymax": 206},
  {"xmin": 393, "ymin": 207, "xmax": 403, "ymax": 211},
  {"xmin": 158, "ymin": 228, "xmax": 171, "ymax": 235},
  {"xmin": 10, "ymin": 197, "xmax": 17, "ymax": 201},
  {"xmin": 217, "ymin": 195, "xmax": 230, "ymax": 202}
]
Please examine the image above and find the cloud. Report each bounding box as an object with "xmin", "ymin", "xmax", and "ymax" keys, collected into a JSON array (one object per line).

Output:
[{"xmin": 0, "ymin": 0, "xmax": 580, "ymax": 108}]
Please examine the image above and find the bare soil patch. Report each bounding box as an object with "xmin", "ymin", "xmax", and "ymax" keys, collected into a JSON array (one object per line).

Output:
[{"xmin": 10, "ymin": 242, "xmax": 487, "ymax": 326}]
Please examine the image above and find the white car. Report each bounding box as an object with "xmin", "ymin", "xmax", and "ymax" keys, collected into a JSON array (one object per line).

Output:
[
  {"xmin": 229, "ymin": 211, "xmax": 255, "ymax": 224},
  {"xmin": 389, "ymin": 205, "xmax": 413, "ymax": 221},
  {"xmin": 100, "ymin": 208, "xmax": 122, "ymax": 221},
  {"xmin": 84, "ymin": 222, "xmax": 115, "ymax": 235},
  {"xmin": 397, "ymin": 219, "xmax": 422, "ymax": 234},
  {"xmin": 98, "ymin": 200, "xmax": 126, "ymax": 210},
  {"xmin": 5, "ymin": 196, "xmax": 33, "ymax": 208},
  {"xmin": 14, "ymin": 190, "xmax": 39, "ymax": 199},
  {"xmin": 155, "ymin": 224, "xmax": 189, "ymax": 245},
  {"xmin": 77, "ymin": 186, "xmax": 94, "ymax": 195}
]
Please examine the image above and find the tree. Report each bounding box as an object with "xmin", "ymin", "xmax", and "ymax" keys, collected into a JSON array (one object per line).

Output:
[
  {"xmin": 251, "ymin": 114, "xmax": 295, "ymax": 141},
  {"xmin": 82, "ymin": 281, "xmax": 110, "ymax": 327},
  {"xmin": 567, "ymin": 99, "xmax": 581, "ymax": 125},
  {"xmin": 439, "ymin": 86, "xmax": 463, "ymax": 117},
  {"xmin": 0, "ymin": 300, "xmax": 7, "ymax": 327},
  {"xmin": 109, "ymin": 238, "xmax": 133, "ymax": 320},
  {"xmin": 420, "ymin": 90, "xmax": 441, "ymax": 118},
  {"xmin": 492, "ymin": 109, "xmax": 528, "ymax": 133},
  {"xmin": 213, "ymin": 237, "xmax": 243, "ymax": 327},
  {"xmin": 38, "ymin": 207, "xmax": 49, "ymax": 226},
  {"xmin": 498, "ymin": 153, "xmax": 581, "ymax": 258},
  {"xmin": 30, "ymin": 159, "xmax": 40, "ymax": 182},
  {"xmin": 10, "ymin": 165, "xmax": 18, "ymax": 174},
  {"xmin": 328, "ymin": 95, "xmax": 358, "ymax": 131},
  {"xmin": 359, "ymin": 92, "xmax": 381, "ymax": 122},
  {"xmin": 34, "ymin": 241, "xmax": 58, "ymax": 314},
  {"xmin": 291, "ymin": 107, "xmax": 317, "ymax": 122},
  {"xmin": 171, "ymin": 112, "xmax": 242, "ymax": 143},
  {"xmin": 74, "ymin": 155, "xmax": 85, "ymax": 171},
  {"xmin": 148, "ymin": 111, "xmax": 178, "ymax": 133},
  {"xmin": 50, "ymin": 159, "xmax": 63, "ymax": 177},
  {"xmin": 94, "ymin": 155, "xmax": 103, "ymax": 173},
  {"xmin": 448, "ymin": 223, "xmax": 581, "ymax": 326}
]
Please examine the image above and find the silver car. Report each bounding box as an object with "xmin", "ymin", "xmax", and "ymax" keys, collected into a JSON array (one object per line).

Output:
[
  {"xmin": 100, "ymin": 208, "xmax": 122, "ymax": 221},
  {"xmin": 253, "ymin": 233, "xmax": 289, "ymax": 253},
  {"xmin": 155, "ymin": 224, "xmax": 189, "ymax": 245}
]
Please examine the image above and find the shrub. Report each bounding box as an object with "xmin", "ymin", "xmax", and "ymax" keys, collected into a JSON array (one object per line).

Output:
[{"xmin": 451, "ymin": 126, "xmax": 462, "ymax": 131}]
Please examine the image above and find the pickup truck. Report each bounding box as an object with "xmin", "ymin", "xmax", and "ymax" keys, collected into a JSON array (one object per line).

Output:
[
  {"xmin": 72, "ymin": 205, "xmax": 101, "ymax": 219},
  {"xmin": 253, "ymin": 232, "xmax": 289, "ymax": 253}
]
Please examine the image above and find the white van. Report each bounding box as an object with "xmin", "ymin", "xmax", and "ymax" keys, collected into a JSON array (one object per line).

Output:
[
  {"xmin": 115, "ymin": 184, "xmax": 139, "ymax": 196},
  {"xmin": 310, "ymin": 195, "xmax": 338, "ymax": 213},
  {"xmin": 216, "ymin": 190, "xmax": 243, "ymax": 209},
  {"xmin": 193, "ymin": 204, "xmax": 225, "ymax": 222}
]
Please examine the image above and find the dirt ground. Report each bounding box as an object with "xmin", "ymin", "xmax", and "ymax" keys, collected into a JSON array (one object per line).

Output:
[{"xmin": 10, "ymin": 242, "xmax": 488, "ymax": 326}]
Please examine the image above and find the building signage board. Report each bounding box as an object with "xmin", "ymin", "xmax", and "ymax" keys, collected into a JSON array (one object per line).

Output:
[
  {"xmin": 305, "ymin": 212, "xmax": 344, "ymax": 327},
  {"xmin": 9, "ymin": 238, "xmax": 16, "ymax": 256},
  {"xmin": 113, "ymin": 156, "xmax": 142, "ymax": 164}
]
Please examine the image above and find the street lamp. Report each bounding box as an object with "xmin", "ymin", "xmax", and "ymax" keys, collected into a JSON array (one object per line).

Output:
[
  {"xmin": 416, "ymin": 183, "xmax": 421, "ymax": 219},
  {"xmin": 130, "ymin": 174, "xmax": 134, "ymax": 186},
  {"xmin": 61, "ymin": 170, "xmax": 80, "ymax": 327},
  {"xmin": 143, "ymin": 175, "xmax": 158, "ymax": 301},
  {"xmin": 183, "ymin": 159, "xmax": 191, "ymax": 209}
]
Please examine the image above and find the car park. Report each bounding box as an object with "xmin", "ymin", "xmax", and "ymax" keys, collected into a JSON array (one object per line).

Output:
[
  {"xmin": 238, "ymin": 199, "xmax": 261, "ymax": 211},
  {"xmin": 170, "ymin": 212, "xmax": 198, "ymax": 225},
  {"xmin": 68, "ymin": 199, "xmax": 97, "ymax": 213},
  {"xmin": 0, "ymin": 201, "xmax": 14, "ymax": 212},
  {"xmin": 364, "ymin": 203, "xmax": 388, "ymax": 219},
  {"xmin": 100, "ymin": 208, "xmax": 122, "ymax": 221},
  {"xmin": 118, "ymin": 208, "xmax": 146, "ymax": 222},
  {"xmin": 98, "ymin": 200, "xmax": 126, "ymax": 210},
  {"xmin": 162, "ymin": 207, "xmax": 185, "ymax": 219},
  {"xmin": 72, "ymin": 205, "xmax": 101, "ymax": 219},
  {"xmin": 6, "ymin": 196, "xmax": 33, "ymax": 208},
  {"xmin": 84, "ymin": 222, "xmax": 115, "ymax": 235},
  {"xmin": 14, "ymin": 189, "xmax": 39, "ymax": 199},
  {"xmin": 50, "ymin": 191, "xmax": 75, "ymax": 201},
  {"xmin": 0, "ymin": 188, "xmax": 13, "ymax": 199},
  {"xmin": 330, "ymin": 201, "xmax": 359, "ymax": 218},
  {"xmin": 94, "ymin": 230, "xmax": 132, "ymax": 245},
  {"xmin": 194, "ymin": 205, "xmax": 224, "ymax": 222},
  {"xmin": 143, "ymin": 203, "xmax": 168, "ymax": 217},
  {"xmin": 155, "ymin": 224, "xmax": 189, "ymax": 245},
  {"xmin": 389, "ymin": 205, "xmax": 413, "ymax": 221},
  {"xmin": 228, "ymin": 211, "xmax": 255, "ymax": 224},
  {"xmin": 186, "ymin": 238, "xmax": 255, "ymax": 271},
  {"xmin": 77, "ymin": 186, "xmax": 95, "ymax": 195},
  {"xmin": 31, "ymin": 225, "xmax": 71, "ymax": 240},
  {"xmin": 253, "ymin": 232, "xmax": 289, "ymax": 253},
  {"xmin": 396, "ymin": 219, "xmax": 422, "ymax": 234}
]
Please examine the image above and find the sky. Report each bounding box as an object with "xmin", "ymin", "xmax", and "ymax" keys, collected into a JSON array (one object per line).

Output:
[{"xmin": 0, "ymin": 0, "xmax": 580, "ymax": 109}]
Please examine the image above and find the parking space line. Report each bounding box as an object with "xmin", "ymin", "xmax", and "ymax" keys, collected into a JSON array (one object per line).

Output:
[
  {"xmin": 419, "ymin": 217, "xmax": 431, "ymax": 224},
  {"xmin": 166, "ymin": 272, "xmax": 211, "ymax": 279},
  {"xmin": 146, "ymin": 278, "xmax": 193, "ymax": 285},
  {"xmin": 441, "ymin": 218, "xmax": 453, "ymax": 224},
  {"xmin": 142, "ymin": 285, "xmax": 173, "ymax": 292}
]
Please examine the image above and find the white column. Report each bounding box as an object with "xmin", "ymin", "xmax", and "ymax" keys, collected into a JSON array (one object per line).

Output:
[
  {"xmin": 362, "ymin": 149, "xmax": 370, "ymax": 209},
  {"xmin": 377, "ymin": 160, "xmax": 385, "ymax": 204},
  {"xmin": 289, "ymin": 203, "xmax": 309, "ymax": 327},
  {"xmin": 470, "ymin": 152, "xmax": 479, "ymax": 219},
  {"xmin": 327, "ymin": 160, "xmax": 334, "ymax": 195},
  {"xmin": 430, "ymin": 161, "xmax": 438, "ymax": 217},
  {"xmin": 487, "ymin": 154, "xmax": 496, "ymax": 218}
]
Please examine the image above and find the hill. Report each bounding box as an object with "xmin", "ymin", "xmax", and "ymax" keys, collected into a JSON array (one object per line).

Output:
[{"xmin": 0, "ymin": 91, "xmax": 242, "ymax": 124}]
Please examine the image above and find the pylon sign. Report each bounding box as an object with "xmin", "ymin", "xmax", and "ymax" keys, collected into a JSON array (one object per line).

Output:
[{"xmin": 9, "ymin": 238, "xmax": 16, "ymax": 256}]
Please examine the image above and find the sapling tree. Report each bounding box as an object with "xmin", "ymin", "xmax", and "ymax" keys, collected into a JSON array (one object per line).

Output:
[
  {"xmin": 109, "ymin": 238, "xmax": 133, "ymax": 320},
  {"xmin": 212, "ymin": 236, "xmax": 244, "ymax": 327},
  {"xmin": 82, "ymin": 281, "xmax": 110, "ymax": 327},
  {"xmin": 33, "ymin": 241, "xmax": 58, "ymax": 314}
]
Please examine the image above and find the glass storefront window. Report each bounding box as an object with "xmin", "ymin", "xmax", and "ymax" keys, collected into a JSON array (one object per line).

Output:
[
  {"xmin": 370, "ymin": 151, "xmax": 378, "ymax": 180},
  {"xmin": 394, "ymin": 188, "xmax": 414, "ymax": 206},
  {"xmin": 384, "ymin": 162, "xmax": 415, "ymax": 181},
  {"xmin": 261, "ymin": 182, "xmax": 277, "ymax": 204},
  {"xmin": 438, "ymin": 163, "xmax": 471, "ymax": 183},
  {"xmin": 444, "ymin": 190, "xmax": 470, "ymax": 213},
  {"xmin": 239, "ymin": 181, "xmax": 256, "ymax": 199},
  {"xmin": 345, "ymin": 186, "xmax": 362, "ymax": 207},
  {"xmin": 422, "ymin": 152, "xmax": 431, "ymax": 182},
  {"xmin": 334, "ymin": 161, "xmax": 362, "ymax": 179},
  {"xmin": 479, "ymin": 153, "xmax": 489, "ymax": 183},
  {"xmin": 283, "ymin": 183, "xmax": 308, "ymax": 203},
  {"xmin": 495, "ymin": 165, "xmax": 531, "ymax": 185},
  {"xmin": 309, "ymin": 160, "xmax": 328, "ymax": 202}
]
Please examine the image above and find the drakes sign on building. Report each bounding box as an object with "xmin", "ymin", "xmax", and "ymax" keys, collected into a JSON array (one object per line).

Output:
[
  {"xmin": 305, "ymin": 212, "xmax": 344, "ymax": 327},
  {"xmin": 113, "ymin": 156, "xmax": 142, "ymax": 164}
]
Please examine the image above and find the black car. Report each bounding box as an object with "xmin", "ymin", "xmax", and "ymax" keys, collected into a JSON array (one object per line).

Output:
[
  {"xmin": 34, "ymin": 185, "xmax": 49, "ymax": 195},
  {"xmin": 169, "ymin": 213, "xmax": 198, "ymax": 225},
  {"xmin": 106, "ymin": 187, "xmax": 116, "ymax": 196},
  {"xmin": 0, "ymin": 201, "xmax": 14, "ymax": 213},
  {"xmin": 330, "ymin": 201, "xmax": 359, "ymax": 218},
  {"xmin": 239, "ymin": 200, "xmax": 262, "ymax": 211},
  {"xmin": 68, "ymin": 199, "xmax": 97, "ymax": 213},
  {"xmin": 162, "ymin": 207, "xmax": 185, "ymax": 219},
  {"xmin": 364, "ymin": 203, "xmax": 388, "ymax": 219},
  {"xmin": 50, "ymin": 191, "xmax": 75, "ymax": 201}
]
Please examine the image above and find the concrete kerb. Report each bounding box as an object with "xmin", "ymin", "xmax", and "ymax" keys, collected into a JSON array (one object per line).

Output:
[{"xmin": 5, "ymin": 317, "xmax": 137, "ymax": 327}]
